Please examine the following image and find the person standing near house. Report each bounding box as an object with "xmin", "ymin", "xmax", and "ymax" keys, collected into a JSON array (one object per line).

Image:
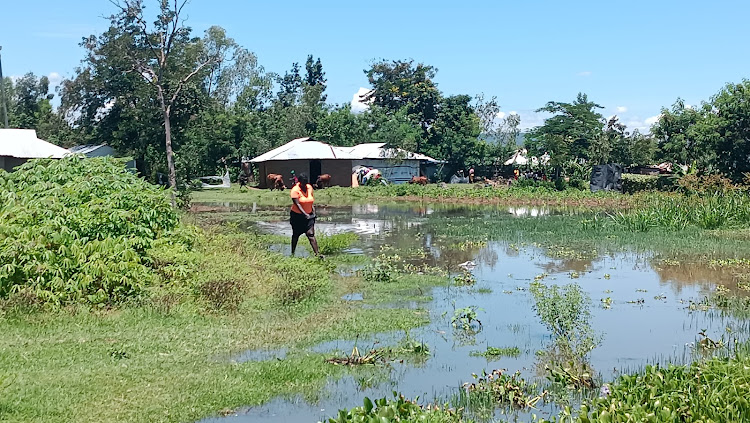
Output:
[
  {"xmin": 290, "ymin": 170, "xmax": 299, "ymax": 187},
  {"xmin": 468, "ymin": 167, "xmax": 475, "ymax": 183},
  {"xmin": 289, "ymin": 173, "xmax": 321, "ymax": 258}
]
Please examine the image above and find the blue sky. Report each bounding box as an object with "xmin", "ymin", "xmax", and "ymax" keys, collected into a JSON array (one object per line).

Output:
[{"xmin": 2, "ymin": 0, "xmax": 749, "ymax": 131}]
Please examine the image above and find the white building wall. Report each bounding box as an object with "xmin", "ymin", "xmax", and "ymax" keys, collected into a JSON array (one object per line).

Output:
[{"xmin": 352, "ymin": 159, "xmax": 419, "ymax": 184}]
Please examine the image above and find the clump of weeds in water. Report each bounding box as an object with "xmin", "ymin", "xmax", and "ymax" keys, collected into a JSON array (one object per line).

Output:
[
  {"xmin": 470, "ymin": 346, "xmax": 521, "ymax": 358},
  {"xmin": 317, "ymin": 233, "xmax": 358, "ymax": 256},
  {"xmin": 529, "ymin": 282, "xmax": 601, "ymax": 389},
  {"xmin": 360, "ymin": 259, "xmax": 395, "ymax": 283},
  {"xmin": 540, "ymin": 352, "xmax": 750, "ymax": 423},
  {"xmin": 453, "ymin": 270, "xmax": 476, "ymax": 286},
  {"xmin": 451, "ymin": 306, "xmax": 483, "ymax": 331},
  {"xmin": 328, "ymin": 393, "xmax": 463, "ymax": 423},
  {"xmin": 459, "ymin": 369, "xmax": 545, "ymax": 411}
]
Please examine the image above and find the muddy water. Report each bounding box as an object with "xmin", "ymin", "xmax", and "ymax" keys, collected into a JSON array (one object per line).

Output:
[{"xmin": 196, "ymin": 203, "xmax": 746, "ymax": 423}]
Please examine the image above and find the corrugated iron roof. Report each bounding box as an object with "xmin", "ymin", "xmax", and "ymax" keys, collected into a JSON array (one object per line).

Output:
[
  {"xmin": 0, "ymin": 129, "xmax": 69, "ymax": 159},
  {"xmin": 252, "ymin": 139, "xmax": 442, "ymax": 163},
  {"xmin": 250, "ymin": 138, "xmax": 359, "ymax": 162},
  {"xmin": 69, "ymin": 144, "xmax": 108, "ymax": 155}
]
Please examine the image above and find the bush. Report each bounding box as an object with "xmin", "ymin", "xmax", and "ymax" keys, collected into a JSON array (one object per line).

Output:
[
  {"xmin": 0, "ymin": 157, "xmax": 184, "ymax": 305},
  {"xmin": 621, "ymin": 174, "xmax": 678, "ymax": 193}
]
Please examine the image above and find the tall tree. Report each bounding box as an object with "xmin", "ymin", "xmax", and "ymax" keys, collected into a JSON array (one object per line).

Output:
[
  {"xmin": 651, "ymin": 98, "xmax": 714, "ymax": 172},
  {"xmin": 527, "ymin": 93, "xmax": 604, "ymax": 165},
  {"xmin": 426, "ymin": 94, "xmax": 481, "ymax": 170},
  {"xmin": 362, "ymin": 60, "xmax": 440, "ymax": 151},
  {"xmin": 109, "ymin": 0, "xmax": 236, "ymax": 205},
  {"xmin": 704, "ymin": 80, "xmax": 750, "ymax": 178}
]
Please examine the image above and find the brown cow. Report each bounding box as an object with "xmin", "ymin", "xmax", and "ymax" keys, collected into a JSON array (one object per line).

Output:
[
  {"xmin": 409, "ymin": 176, "xmax": 428, "ymax": 185},
  {"xmin": 266, "ymin": 173, "xmax": 286, "ymax": 191},
  {"xmin": 315, "ymin": 174, "xmax": 331, "ymax": 189}
]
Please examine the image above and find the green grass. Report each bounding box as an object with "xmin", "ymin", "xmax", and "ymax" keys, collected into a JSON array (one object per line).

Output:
[
  {"xmin": 0, "ymin": 221, "xmax": 439, "ymax": 423},
  {"xmin": 191, "ymin": 185, "xmax": 657, "ymax": 209}
]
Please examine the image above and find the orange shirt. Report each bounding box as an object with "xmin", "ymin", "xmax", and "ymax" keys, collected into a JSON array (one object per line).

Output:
[{"xmin": 290, "ymin": 183, "xmax": 314, "ymax": 214}]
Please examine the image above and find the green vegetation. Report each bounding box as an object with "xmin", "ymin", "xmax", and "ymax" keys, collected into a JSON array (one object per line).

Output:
[
  {"xmin": 0, "ymin": 157, "xmax": 183, "ymax": 305},
  {"xmin": 469, "ymin": 346, "xmax": 521, "ymax": 358},
  {"xmin": 529, "ymin": 282, "xmax": 599, "ymax": 361},
  {"xmin": 610, "ymin": 191, "xmax": 750, "ymax": 231},
  {"xmin": 541, "ymin": 353, "xmax": 750, "ymax": 423},
  {"xmin": 460, "ymin": 369, "xmax": 544, "ymax": 409},
  {"xmin": 318, "ymin": 233, "xmax": 359, "ymax": 256},
  {"xmin": 327, "ymin": 395, "xmax": 464, "ymax": 423},
  {"xmin": 451, "ymin": 306, "xmax": 483, "ymax": 331}
]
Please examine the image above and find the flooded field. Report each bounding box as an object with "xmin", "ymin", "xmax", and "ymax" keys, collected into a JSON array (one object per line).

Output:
[{"xmin": 194, "ymin": 202, "xmax": 747, "ymax": 423}]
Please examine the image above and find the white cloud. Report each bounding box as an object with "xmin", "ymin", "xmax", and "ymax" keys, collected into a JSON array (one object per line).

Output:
[
  {"xmin": 577, "ymin": 71, "xmax": 592, "ymax": 77},
  {"xmin": 616, "ymin": 106, "xmax": 628, "ymax": 113},
  {"xmin": 495, "ymin": 111, "xmax": 506, "ymax": 119},
  {"xmin": 515, "ymin": 110, "xmax": 550, "ymax": 131},
  {"xmin": 510, "ymin": 111, "xmax": 518, "ymax": 115},
  {"xmin": 47, "ymin": 72, "xmax": 63, "ymax": 87},
  {"xmin": 350, "ymin": 87, "xmax": 371, "ymax": 113},
  {"xmin": 645, "ymin": 115, "xmax": 661, "ymax": 126}
]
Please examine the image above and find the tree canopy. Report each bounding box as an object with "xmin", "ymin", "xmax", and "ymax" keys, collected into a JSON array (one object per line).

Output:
[{"xmin": 9, "ymin": 0, "xmax": 750, "ymax": 185}]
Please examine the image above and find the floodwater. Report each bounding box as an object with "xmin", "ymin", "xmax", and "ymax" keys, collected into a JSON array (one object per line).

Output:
[{"xmin": 195, "ymin": 203, "xmax": 746, "ymax": 423}]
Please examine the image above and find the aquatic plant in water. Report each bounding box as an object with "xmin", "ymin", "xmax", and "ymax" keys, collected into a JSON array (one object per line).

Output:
[
  {"xmin": 327, "ymin": 394, "xmax": 463, "ymax": 423},
  {"xmin": 461, "ymin": 369, "xmax": 545, "ymax": 409},
  {"xmin": 529, "ymin": 282, "xmax": 599, "ymax": 360},
  {"xmin": 451, "ymin": 306, "xmax": 483, "ymax": 331},
  {"xmin": 470, "ymin": 346, "xmax": 521, "ymax": 358}
]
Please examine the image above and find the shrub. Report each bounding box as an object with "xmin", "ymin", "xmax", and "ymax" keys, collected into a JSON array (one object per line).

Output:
[
  {"xmin": 529, "ymin": 282, "xmax": 599, "ymax": 359},
  {"xmin": 621, "ymin": 174, "xmax": 678, "ymax": 193},
  {"xmin": 0, "ymin": 157, "xmax": 184, "ymax": 305}
]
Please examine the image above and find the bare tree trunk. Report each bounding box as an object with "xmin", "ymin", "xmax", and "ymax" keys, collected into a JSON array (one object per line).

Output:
[{"xmin": 158, "ymin": 89, "xmax": 177, "ymax": 208}]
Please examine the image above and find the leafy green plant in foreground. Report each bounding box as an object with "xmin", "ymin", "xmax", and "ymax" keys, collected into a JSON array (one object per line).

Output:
[
  {"xmin": 541, "ymin": 353, "xmax": 750, "ymax": 422},
  {"xmin": 0, "ymin": 157, "xmax": 185, "ymax": 305}
]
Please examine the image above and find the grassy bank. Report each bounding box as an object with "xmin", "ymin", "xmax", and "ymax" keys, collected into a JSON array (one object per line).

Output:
[
  {"xmin": 191, "ymin": 185, "xmax": 654, "ymax": 209},
  {"xmin": 0, "ymin": 224, "xmax": 444, "ymax": 423}
]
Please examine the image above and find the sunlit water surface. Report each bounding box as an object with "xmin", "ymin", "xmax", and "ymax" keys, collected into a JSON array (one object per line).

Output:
[{"xmin": 194, "ymin": 202, "xmax": 744, "ymax": 423}]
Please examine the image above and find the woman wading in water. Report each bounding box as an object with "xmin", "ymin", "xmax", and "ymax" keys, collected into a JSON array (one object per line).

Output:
[{"xmin": 289, "ymin": 173, "xmax": 321, "ymax": 257}]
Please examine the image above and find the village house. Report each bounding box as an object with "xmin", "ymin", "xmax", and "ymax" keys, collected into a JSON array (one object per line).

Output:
[
  {"xmin": 0, "ymin": 129, "xmax": 69, "ymax": 172},
  {"xmin": 251, "ymin": 138, "xmax": 441, "ymax": 188}
]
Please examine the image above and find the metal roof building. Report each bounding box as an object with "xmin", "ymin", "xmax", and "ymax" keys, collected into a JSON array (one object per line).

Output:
[
  {"xmin": 0, "ymin": 129, "xmax": 69, "ymax": 172},
  {"xmin": 252, "ymin": 138, "xmax": 440, "ymax": 187}
]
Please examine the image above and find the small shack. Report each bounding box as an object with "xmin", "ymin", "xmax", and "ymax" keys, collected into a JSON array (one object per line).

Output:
[
  {"xmin": 251, "ymin": 138, "xmax": 441, "ymax": 188},
  {"xmin": 0, "ymin": 129, "xmax": 69, "ymax": 172},
  {"xmin": 69, "ymin": 144, "xmax": 136, "ymax": 169}
]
